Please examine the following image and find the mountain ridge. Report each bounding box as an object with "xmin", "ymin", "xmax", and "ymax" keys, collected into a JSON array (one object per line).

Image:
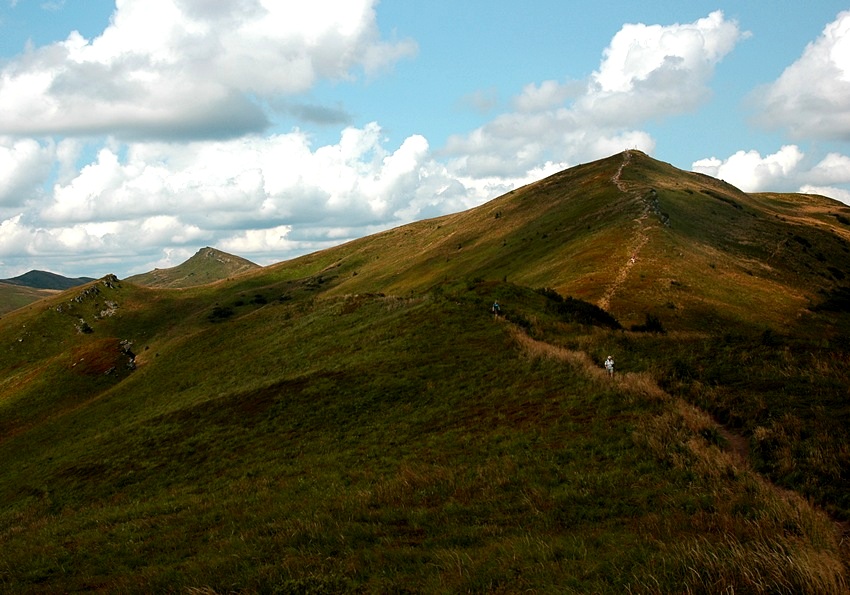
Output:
[
  {"xmin": 0, "ymin": 271, "xmax": 97, "ymax": 315},
  {"xmin": 124, "ymin": 246, "xmax": 259, "ymax": 288},
  {"xmin": 249, "ymin": 150, "xmax": 850, "ymax": 331},
  {"xmin": 0, "ymin": 151, "xmax": 848, "ymax": 591},
  {"xmin": 1, "ymin": 269, "xmax": 95, "ymax": 290}
]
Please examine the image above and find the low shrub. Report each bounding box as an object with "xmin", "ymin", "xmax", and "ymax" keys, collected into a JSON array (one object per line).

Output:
[
  {"xmin": 208, "ymin": 305, "xmax": 235, "ymax": 322},
  {"xmin": 631, "ymin": 313, "xmax": 666, "ymax": 334},
  {"xmin": 536, "ymin": 287, "xmax": 621, "ymax": 329}
]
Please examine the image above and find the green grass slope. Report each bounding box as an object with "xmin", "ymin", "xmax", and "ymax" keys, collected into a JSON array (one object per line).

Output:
[
  {"xmin": 1, "ymin": 272, "xmax": 95, "ymax": 315},
  {"xmin": 0, "ymin": 283, "xmax": 57, "ymax": 316},
  {"xmin": 0, "ymin": 152, "xmax": 849, "ymax": 592},
  {"xmin": 256, "ymin": 151, "xmax": 850, "ymax": 333},
  {"xmin": 125, "ymin": 247, "xmax": 259, "ymax": 288},
  {"xmin": 1, "ymin": 279, "xmax": 846, "ymax": 593}
]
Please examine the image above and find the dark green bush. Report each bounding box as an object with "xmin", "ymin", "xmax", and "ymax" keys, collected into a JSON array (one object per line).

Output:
[
  {"xmin": 535, "ymin": 287, "xmax": 621, "ymax": 329},
  {"xmin": 631, "ymin": 313, "xmax": 665, "ymax": 334},
  {"xmin": 208, "ymin": 305, "xmax": 235, "ymax": 322}
]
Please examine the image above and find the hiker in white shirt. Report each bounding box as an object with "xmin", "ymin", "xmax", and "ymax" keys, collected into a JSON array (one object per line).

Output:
[{"xmin": 604, "ymin": 355, "xmax": 614, "ymax": 378}]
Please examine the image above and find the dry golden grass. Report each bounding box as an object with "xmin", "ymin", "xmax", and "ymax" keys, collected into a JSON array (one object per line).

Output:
[
  {"xmin": 631, "ymin": 534, "xmax": 848, "ymax": 595},
  {"xmin": 509, "ymin": 325, "xmax": 667, "ymax": 403},
  {"xmin": 509, "ymin": 321, "xmax": 847, "ymax": 593}
]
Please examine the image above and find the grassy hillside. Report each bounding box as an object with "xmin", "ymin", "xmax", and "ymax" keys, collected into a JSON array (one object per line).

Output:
[
  {"xmin": 254, "ymin": 151, "xmax": 850, "ymax": 332},
  {"xmin": 0, "ymin": 282, "xmax": 57, "ymax": 315},
  {"xmin": 0, "ymin": 271, "xmax": 94, "ymax": 316},
  {"xmin": 125, "ymin": 247, "xmax": 259, "ymax": 288},
  {"xmin": 0, "ymin": 151, "xmax": 848, "ymax": 592}
]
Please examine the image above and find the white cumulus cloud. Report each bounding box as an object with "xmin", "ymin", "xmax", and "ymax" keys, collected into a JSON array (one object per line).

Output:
[
  {"xmin": 692, "ymin": 146, "xmax": 850, "ymax": 204},
  {"xmin": 753, "ymin": 10, "xmax": 850, "ymax": 141},
  {"xmin": 40, "ymin": 124, "xmax": 434, "ymax": 231},
  {"xmin": 0, "ymin": 0, "xmax": 416, "ymax": 140},
  {"xmin": 444, "ymin": 11, "xmax": 746, "ymax": 178},
  {"xmin": 219, "ymin": 225, "xmax": 296, "ymax": 256},
  {"xmin": 0, "ymin": 137, "xmax": 55, "ymax": 207},
  {"xmin": 3, "ymin": 122, "xmax": 504, "ymax": 276},
  {"xmin": 806, "ymin": 153, "xmax": 850, "ymax": 186},
  {"xmin": 585, "ymin": 10, "xmax": 745, "ymax": 124},
  {"xmin": 513, "ymin": 80, "xmax": 584, "ymax": 113},
  {"xmin": 692, "ymin": 145, "xmax": 805, "ymax": 192}
]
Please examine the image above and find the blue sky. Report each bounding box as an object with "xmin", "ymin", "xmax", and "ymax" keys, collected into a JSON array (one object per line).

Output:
[{"xmin": 1, "ymin": 1, "xmax": 849, "ymax": 279}]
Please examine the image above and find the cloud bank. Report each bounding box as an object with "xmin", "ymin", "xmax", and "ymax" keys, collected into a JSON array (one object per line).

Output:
[
  {"xmin": 753, "ymin": 10, "xmax": 850, "ymax": 142},
  {"xmin": 442, "ymin": 11, "xmax": 745, "ymax": 178},
  {"xmin": 0, "ymin": 0, "xmax": 416, "ymax": 140},
  {"xmin": 0, "ymin": 6, "xmax": 848, "ymax": 278},
  {"xmin": 693, "ymin": 146, "xmax": 850, "ymax": 205},
  {"xmin": 691, "ymin": 11, "xmax": 850, "ymax": 205}
]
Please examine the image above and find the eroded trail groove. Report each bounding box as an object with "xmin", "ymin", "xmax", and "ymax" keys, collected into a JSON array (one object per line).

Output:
[
  {"xmin": 598, "ymin": 150, "xmax": 652, "ymax": 312},
  {"xmin": 508, "ymin": 323, "xmax": 850, "ymax": 573},
  {"xmin": 508, "ymin": 324, "xmax": 666, "ymax": 402}
]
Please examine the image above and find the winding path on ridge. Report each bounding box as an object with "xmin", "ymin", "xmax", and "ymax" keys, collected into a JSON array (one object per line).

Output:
[
  {"xmin": 506, "ymin": 322, "xmax": 850, "ymax": 565},
  {"xmin": 598, "ymin": 150, "xmax": 652, "ymax": 312},
  {"xmin": 510, "ymin": 150, "xmax": 850, "ymax": 561},
  {"xmin": 507, "ymin": 323, "xmax": 746, "ymax": 459}
]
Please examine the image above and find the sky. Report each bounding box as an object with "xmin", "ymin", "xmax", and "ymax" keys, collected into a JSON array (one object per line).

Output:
[{"xmin": 1, "ymin": 1, "xmax": 849, "ymax": 279}]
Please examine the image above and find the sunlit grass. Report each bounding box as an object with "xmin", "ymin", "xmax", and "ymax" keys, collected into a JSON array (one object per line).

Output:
[{"xmin": 1, "ymin": 151, "xmax": 849, "ymax": 591}]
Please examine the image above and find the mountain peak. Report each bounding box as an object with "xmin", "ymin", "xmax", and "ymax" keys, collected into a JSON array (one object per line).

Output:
[
  {"xmin": 275, "ymin": 151, "xmax": 850, "ymax": 331},
  {"xmin": 126, "ymin": 247, "xmax": 259, "ymax": 288},
  {"xmin": 0, "ymin": 270, "xmax": 95, "ymax": 290}
]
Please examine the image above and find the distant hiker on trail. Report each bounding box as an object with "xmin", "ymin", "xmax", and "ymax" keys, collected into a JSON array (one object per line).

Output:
[
  {"xmin": 492, "ymin": 300, "xmax": 501, "ymax": 318},
  {"xmin": 604, "ymin": 355, "xmax": 615, "ymax": 378}
]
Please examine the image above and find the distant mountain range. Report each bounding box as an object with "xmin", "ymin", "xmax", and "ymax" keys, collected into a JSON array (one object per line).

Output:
[
  {"xmin": 1, "ymin": 270, "xmax": 95, "ymax": 290},
  {"xmin": 0, "ymin": 248, "xmax": 259, "ymax": 314},
  {"xmin": 0, "ymin": 271, "xmax": 97, "ymax": 315}
]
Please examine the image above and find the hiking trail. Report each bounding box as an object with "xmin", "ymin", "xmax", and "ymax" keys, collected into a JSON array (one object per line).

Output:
[
  {"xmin": 598, "ymin": 150, "xmax": 653, "ymax": 312},
  {"xmin": 507, "ymin": 322, "xmax": 850, "ymax": 565}
]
